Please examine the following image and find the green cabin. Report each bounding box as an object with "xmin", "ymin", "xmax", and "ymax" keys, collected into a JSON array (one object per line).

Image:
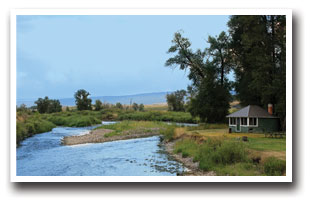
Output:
[{"xmin": 226, "ymin": 105, "xmax": 280, "ymax": 133}]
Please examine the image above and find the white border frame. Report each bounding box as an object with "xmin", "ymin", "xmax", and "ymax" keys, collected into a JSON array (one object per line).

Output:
[{"xmin": 10, "ymin": 8, "xmax": 292, "ymax": 182}]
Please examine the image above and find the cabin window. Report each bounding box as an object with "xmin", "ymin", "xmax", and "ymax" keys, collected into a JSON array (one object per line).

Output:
[
  {"xmin": 230, "ymin": 118, "xmax": 236, "ymax": 125},
  {"xmin": 241, "ymin": 118, "xmax": 247, "ymax": 125},
  {"xmin": 249, "ymin": 118, "xmax": 257, "ymax": 126}
]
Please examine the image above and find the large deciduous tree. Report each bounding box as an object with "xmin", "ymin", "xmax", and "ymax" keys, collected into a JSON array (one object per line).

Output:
[
  {"xmin": 35, "ymin": 96, "xmax": 62, "ymax": 113},
  {"xmin": 166, "ymin": 31, "xmax": 232, "ymax": 123},
  {"xmin": 74, "ymin": 89, "xmax": 92, "ymax": 111},
  {"xmin": 207, "ymin": 31, "xmax": 233, "ymax": 86},
  {"xmin": 228, "ymin": 15, "xmax": 286, "ymax": 129}
]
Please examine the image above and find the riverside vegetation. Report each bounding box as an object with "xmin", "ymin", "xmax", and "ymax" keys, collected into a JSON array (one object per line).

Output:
[
  {"xmin": 16, "ymin": 103, "xmax": 286, "ymax": 176},
  {"xmin": 16, "ymin": 105, "xmax": 196, "ymax": 144},
  {"xmin": 163, "ymin": 125, "xmax": 286, "ymax": 176}
]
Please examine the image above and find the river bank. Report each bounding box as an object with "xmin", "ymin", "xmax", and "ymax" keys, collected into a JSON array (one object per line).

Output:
[
  {"xmin": 163, "ymin": 139, "xmax": 216, "ymax": 176},
  {"xmin": 17, "ymin": 126, "xmax": 185, "ymax": 176},
  {"xmin": 62, "ymin": 127, "xmax": 161, "ymax": 145},
  {"xmin": 61, "ymin": 124, "xmax": 215, "ymax": 176}
]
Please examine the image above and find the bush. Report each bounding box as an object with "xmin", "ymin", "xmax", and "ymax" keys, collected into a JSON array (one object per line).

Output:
[
  {"xmin": 210, "ymin": 141, "xmax": 248, "ymax": 165},
  {"xmin": 263, "ymin": 157, "xmax": 286, "ymax": 176},
  {"xmin": 160, "ymin": 126, "xmax": 176, "ymax": 141},
  {"xmin": 94, "ymin": 100, "xmax": 103, "ymax": 111}
]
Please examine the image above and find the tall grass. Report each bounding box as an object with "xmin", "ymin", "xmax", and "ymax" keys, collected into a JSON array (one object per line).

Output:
[
  {"xmin": 186, "ymin": 123, "xmax": 228, "ymax": 131},
  {"xmin": 173, "ymin": 135, "xmax": 286, "ymax": 175},
  {"xmin": 117, "ymin": 111, "xmax": 197, "ymax": 123},
  {"xmin": 45, "ymin": 113, "xmax": 101, "ymax": 127},
  {"xmin": 174, "ymin": 137, "xmax": 250, "ymax": 173},
  {"xmin": 263, "ymin": 157, "xmax": 286, "ymax": 176},
  {"xmin": 96, "ymin": 120, "xmax": 173, "ymax": 138},
  {"xmin": 16, "ymin": 110, "xmax": 102, "ymax": 144},
  {"xmin": 16, "ymin": 118, "xmax": 56, "ymax": 144}
]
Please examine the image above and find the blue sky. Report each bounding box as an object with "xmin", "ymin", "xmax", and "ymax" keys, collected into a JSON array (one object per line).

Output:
[{"xmin": 17, "ymin": 15, "xmax": 230, "ymax": 100}]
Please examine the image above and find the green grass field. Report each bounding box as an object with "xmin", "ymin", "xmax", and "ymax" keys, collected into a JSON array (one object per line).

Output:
[{"xmin": 171, "ymin": 126, "xmax": 286, "ymax": 176}]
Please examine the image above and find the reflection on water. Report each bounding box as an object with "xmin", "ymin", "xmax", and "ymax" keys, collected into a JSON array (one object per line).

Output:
[{"xmin": 16, "ymin": 123, "xmax": 185, "ymax": 176}]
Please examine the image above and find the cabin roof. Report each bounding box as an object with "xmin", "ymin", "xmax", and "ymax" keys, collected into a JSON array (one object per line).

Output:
[{"xmin": 226, "ymin": 105, "xmax": 278, "ymax": 118}]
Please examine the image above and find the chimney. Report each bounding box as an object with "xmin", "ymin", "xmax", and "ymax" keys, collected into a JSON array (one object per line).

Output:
[{"xmin": 268, "ymin": 104, "xmax": 273, "ymax": 115}]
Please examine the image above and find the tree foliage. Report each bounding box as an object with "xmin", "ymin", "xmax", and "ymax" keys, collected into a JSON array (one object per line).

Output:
[
  {"xmin": 166, "ymin": 90, "xmax": 187, "ymax": 112},
  {"xmin": 166, "ymin": 31, "xmax": 232, "ymax": 123},
  {"xmin": 187, "ymin": 65, "xmax": 231, "ymax": 123},
  {"xmin": 94, "ymin": 100, "xmax": 103, "ymax": 111},
  {"xmin": 74, "ymin": 89, "xmax": 92, "ymax": 111},
  {"xmin": 166, "ymin": 15, "xmax": 286, "ymax": 127},
  {"xmin": 139, "ymin": 104, "xmax": 144, "ymax": 111},
  {"xmin": 132, "ymin": 103, "xmax": 139, "ymax": 111},
  {"xmin": 227, "ymin": 15, "xmax": 286, "ymax": 129},
  {"xmin": 35, "ymin": 96, "xmax": 62, "ymax": 113},
  {"xmin": 207, "ymin": 31, "xmax": 233, "ymax": 86},
  {"xmin": 115, "ymin": 102, "xmax": 123, "ymax": 109}
]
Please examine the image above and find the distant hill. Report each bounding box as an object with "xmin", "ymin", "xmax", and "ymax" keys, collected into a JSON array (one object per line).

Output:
[{"xmin": 17, "ymin": 92, "xmax": 171, "ymax": 107}]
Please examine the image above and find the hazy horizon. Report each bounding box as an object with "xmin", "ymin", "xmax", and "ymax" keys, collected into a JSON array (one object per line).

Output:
[{"xmin": 16, "ymin": 90, "xmax": 172, "ymax": 101}]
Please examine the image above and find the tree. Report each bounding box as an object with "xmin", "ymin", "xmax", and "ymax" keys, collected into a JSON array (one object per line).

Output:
[
  {"xmin": 47, "ymin": 99, "xmax": 62, "ymax": 113},
  {"xmin": 187, "ymin": 65, "xmax": 231, "ymax": 122},
  {"xmin": 17, "ymin": 104, "xmax": 28, "ymax": 113},
  {"xmin": 166, "ymin": 31, "xmax": 232, "ymax": 122},
  {"xmin": 94, "ymin": 100, "xmax": 103, "ymax": 111},
  {"xmin": 74, "ymin": 89, "xmax": 92, "ymax": 111},
  {"xmin": 228, "ymin": 15, "xmax": 286, "ymax": 129},
  {"xmin": 165, "ymin": 31, "xmax": 206, "ymax": 87},
  {"xmin": 35, "ymin": 96, "xmax": 62, "ymax": 113},
  {"xmin": 35, "ymin": 96, "xmax": 50, "ymax": 113},
  {"xmin": 166, "ymin": 90, "xmax": 187, "ymax": 112},
  {"xmin": 132, "ymin": 103, "xmax": 139, "ymax": 111},
  {"xmin": 139, "ymin": 104, "xmax": 144, "ymax": 111},
  {"xmin": 207, "ymin": 31, "xmax": 233, "ymax": 86},
  {"xmin": 115, "ymin": 102, "xmax": 123, "ymax": 109}
]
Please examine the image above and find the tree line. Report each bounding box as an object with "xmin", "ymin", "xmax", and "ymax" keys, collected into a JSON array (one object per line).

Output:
[
  {"xmin": 19, "ymin": 89, "xmax": 144, "ymax": 113},
  {"xmin": 166, "ymin": 15, "xmax": 286, "ymax": 129}
]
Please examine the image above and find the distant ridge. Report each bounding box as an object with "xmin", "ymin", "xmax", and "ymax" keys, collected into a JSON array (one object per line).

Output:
[{"xmin": 17, "ymin": 91, "xmax": 172, "ymax": 107}]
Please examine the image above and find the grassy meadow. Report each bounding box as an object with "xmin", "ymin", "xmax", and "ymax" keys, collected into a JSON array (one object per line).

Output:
[{"xmin": 168, "ymin": 126, "xmax": 286, "ymax": 176}]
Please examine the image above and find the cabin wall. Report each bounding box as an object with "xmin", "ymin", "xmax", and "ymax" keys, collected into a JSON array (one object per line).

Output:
[
  {"xmin": 228, "ymin": 118, "xmax": 280, "ymax": 133},
  {"xmin": 256, "ymin": 118, "xmax": 280, "ymax": 132}
]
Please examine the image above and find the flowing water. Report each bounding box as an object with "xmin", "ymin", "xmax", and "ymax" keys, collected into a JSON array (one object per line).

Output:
[{"xmin": 16, "ymin": 122, "xmax": 186, "ymax": 176}]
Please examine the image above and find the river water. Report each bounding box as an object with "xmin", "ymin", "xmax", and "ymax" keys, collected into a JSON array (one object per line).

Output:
[{"xmin": 16, "ymin": 122, "xmax": 186, "ymax": 176}]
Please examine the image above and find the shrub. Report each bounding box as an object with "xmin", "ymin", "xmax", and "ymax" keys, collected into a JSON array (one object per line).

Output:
[
  {"xmin": 160, "ymin": 126, "xmax": 176, "ymax": 141},
  {"xmin": 139, "ymin": 104, "xmax": 144, "ymax": 111},
  {"xmin": 94, "ymin": 100, "xmax": 103, "ymax": 111},
  {"xmin": 210, "ymin": 141, "xmax": 248, "ymax": 165},
  {"xmin": 263, "ymin": 157, "xmax": 286, "ymax": 176}
]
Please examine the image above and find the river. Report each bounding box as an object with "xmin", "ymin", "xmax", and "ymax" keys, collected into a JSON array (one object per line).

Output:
[{"xmin": 16, "ymin": 122, "xmax": 186, "ymax": 176}]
